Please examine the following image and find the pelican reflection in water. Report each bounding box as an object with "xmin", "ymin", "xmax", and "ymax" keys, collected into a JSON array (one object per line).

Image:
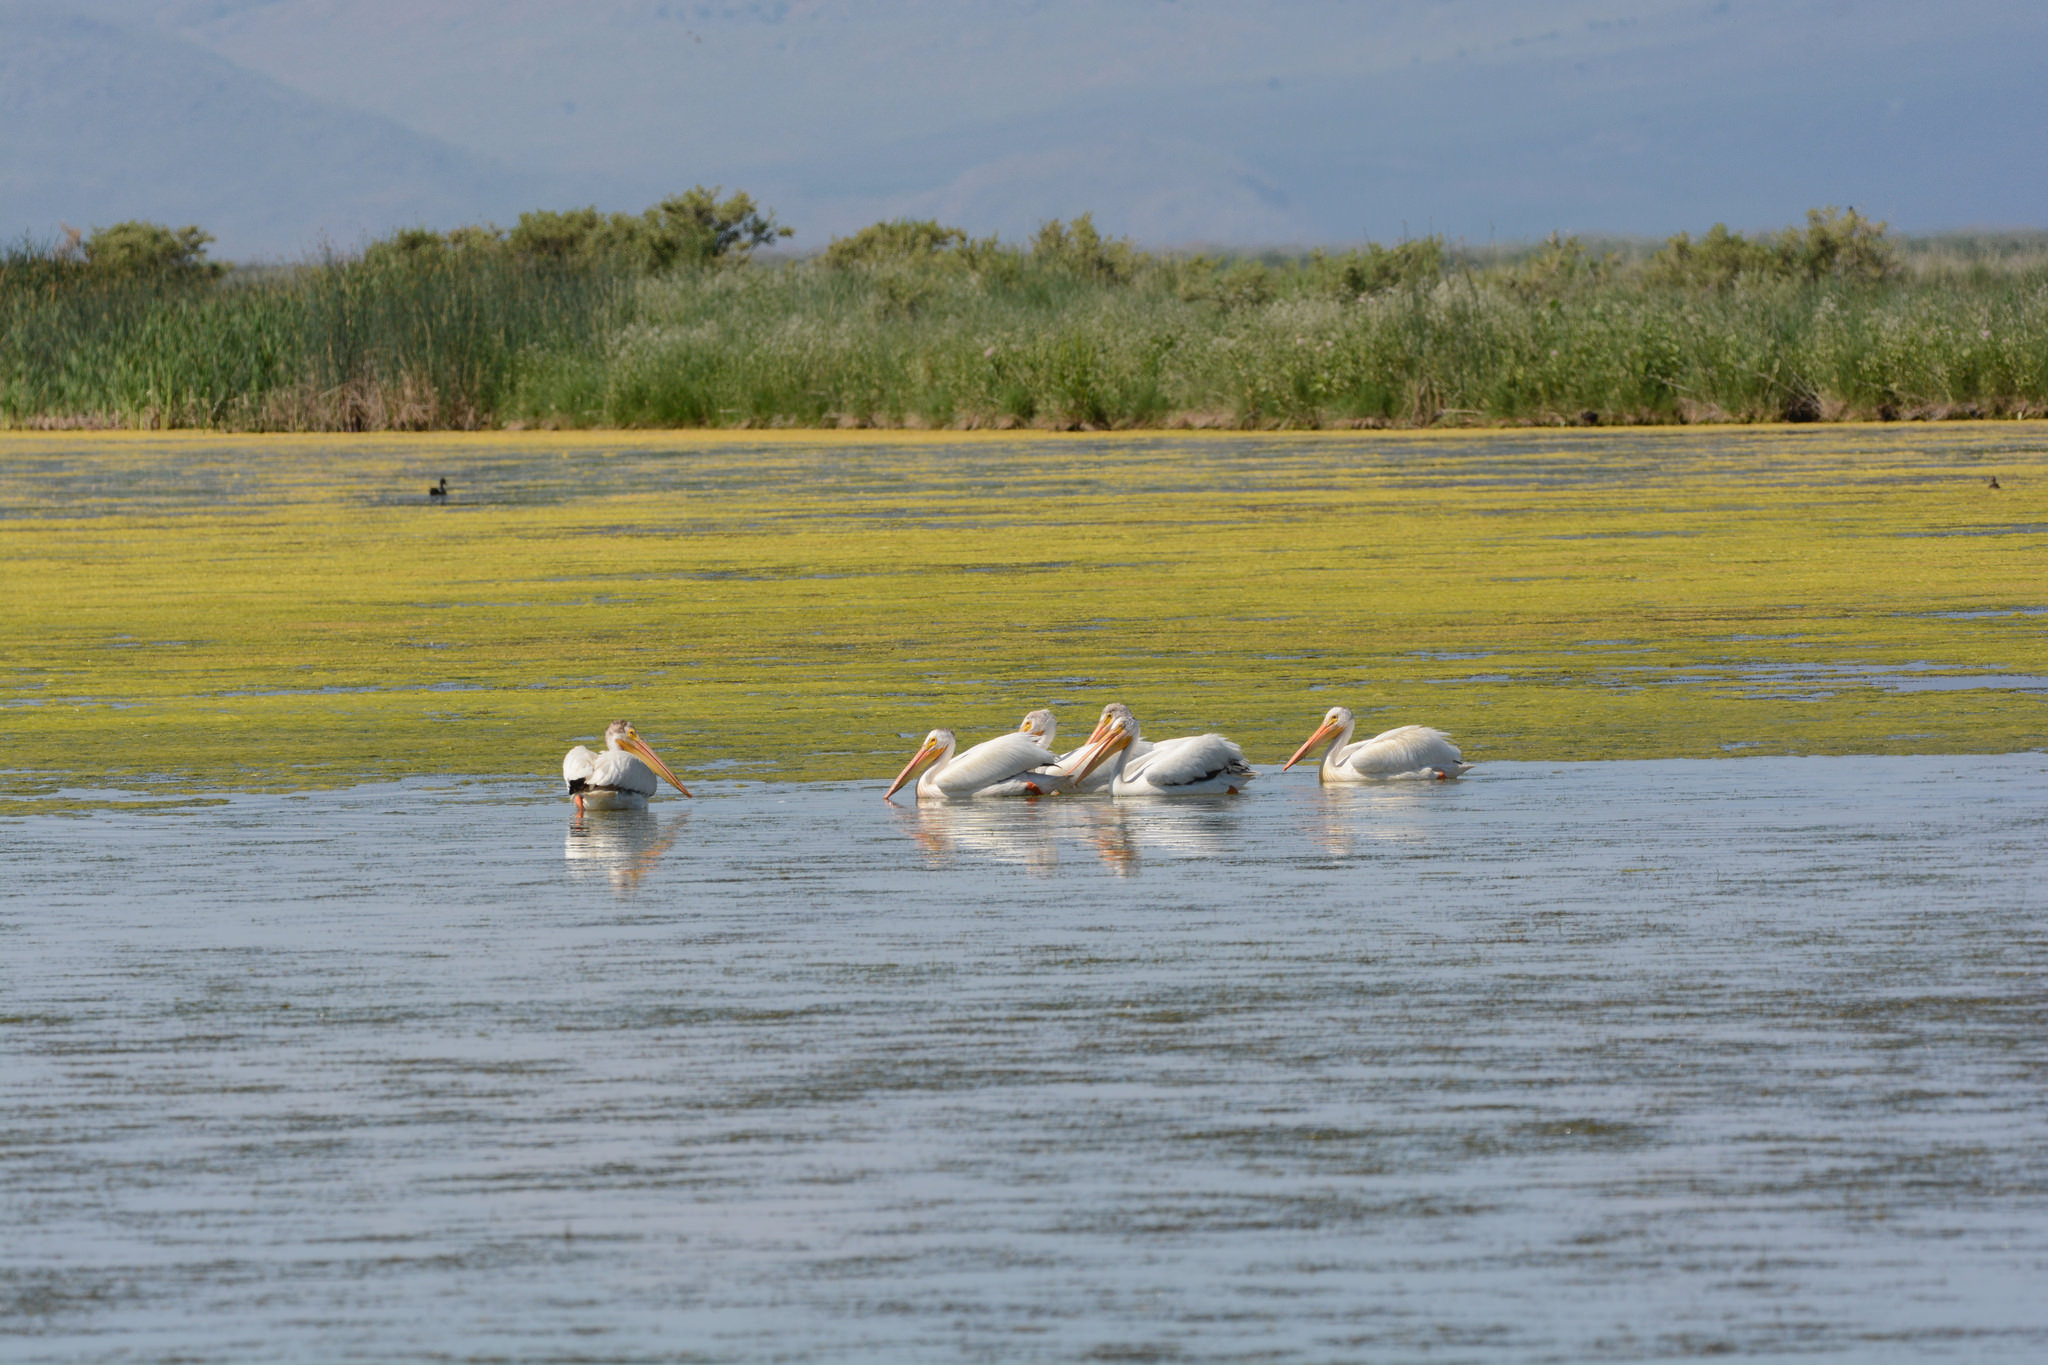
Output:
[
  {"xmin": 1059, "ymin": 799, "xmax": 1137, "ymax": 875},
  {"xmin": 895, "ymin": 790, "xmax": 1235, "ymax": 877},
  {"xmin": 894, "ymin": 796, "xmax": 1064, "ymax": 874},
  {"xmin": 1312, "ymin": 780, "xmax": 1469, "ymax": 857},
  {"xmin": 564, "ymin": 808, "xmax": 688, "ymax": 893}
]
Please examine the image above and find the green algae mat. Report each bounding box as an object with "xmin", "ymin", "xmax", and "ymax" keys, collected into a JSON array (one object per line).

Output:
[{"xmin": 2, "ymin": 426, "xmax": 2042, "ymax": 793}]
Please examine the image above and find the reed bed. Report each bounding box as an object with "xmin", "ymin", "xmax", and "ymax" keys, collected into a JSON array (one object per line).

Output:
[
  {"xmin": 5, "ymin": 229, "xmax": 2046, "ymax": 431},
  {"xmin": 1, "ymin": 250, "xmax": 617, "ymax": 430}
]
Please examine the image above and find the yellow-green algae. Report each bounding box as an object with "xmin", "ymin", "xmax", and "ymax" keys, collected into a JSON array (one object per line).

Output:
[{"xmin": 1, "ymin": 425, "xmax": 2042, "ymax": 794}]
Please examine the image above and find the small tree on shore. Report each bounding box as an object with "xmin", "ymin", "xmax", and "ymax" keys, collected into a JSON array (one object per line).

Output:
[
  {"xmin": 1648, "ymin": 207, "xmax": 1897, "ymax": 288},
  {"xmin": 822, "ymin": 219, "xmax": 969, "ymax": 268},
  {"xmin": 650, "ymin": 187, "xmax": 793, "ymax": 266},
  {"xmin": 83, "ymin": 221, "xmax": 225, "ymax": 278},
  {"xmin": 1320, "ymin": 236, "xmax": 1444, "ymax": 297},
  {"xmin": 1030, "ymin": 214, "xmax": 1141, "ymax": 283},
  {"xmin": 505, "ymin": 188, "xmax": 791, "ymax": 272}
]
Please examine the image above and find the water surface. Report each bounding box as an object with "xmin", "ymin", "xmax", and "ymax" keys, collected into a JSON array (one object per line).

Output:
[{"xmin": 5, "ymin": 756, "xmax": 2046, "ymax": 1362}]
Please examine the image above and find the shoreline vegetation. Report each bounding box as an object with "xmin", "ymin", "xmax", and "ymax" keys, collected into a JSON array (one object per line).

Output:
[{"xmin": 5, "ymin": 192, "xmax": 2047, "ymax": 432}]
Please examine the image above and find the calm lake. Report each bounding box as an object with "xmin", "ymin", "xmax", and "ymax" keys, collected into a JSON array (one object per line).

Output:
[{"xmin": 6, "ymin": 755, "xmax": 2046, "ymax": 1362}]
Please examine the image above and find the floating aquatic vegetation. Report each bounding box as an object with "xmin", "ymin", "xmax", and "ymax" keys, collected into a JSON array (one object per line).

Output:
[{"xmin": 0, "ymin": 425, "xmax": 2042, "ymax": 790}]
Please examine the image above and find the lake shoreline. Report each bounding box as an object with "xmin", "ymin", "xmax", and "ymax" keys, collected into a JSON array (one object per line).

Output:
[{"xmin": 11, "ymin": 410, "xmax": 2047, "ymax": 436}]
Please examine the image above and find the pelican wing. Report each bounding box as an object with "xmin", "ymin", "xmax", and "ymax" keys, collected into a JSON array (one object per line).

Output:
[
  {"xmin": 931, "ymin": 731, "xmax": 1062, "ymax": 796},
  {"xmin": 1337, "ymin": 725, "xmax": 1469, "ymax": 778},
  {"xmin": 562, "ymin": 745, "xmax": 605, "ymax": 788},
  {"xmin": 579, "ymin": 747, "xmax": 660, "ymax": 798},
  {"xmin": 1121, "ymin": 734, "xmax": 1255, "ymax": 791}
]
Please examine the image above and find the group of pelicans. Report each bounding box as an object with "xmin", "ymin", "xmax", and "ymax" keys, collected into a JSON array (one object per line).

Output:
[{"xmin": 562, "ymin": 705, "xmax": 1471, "ymax": 811}]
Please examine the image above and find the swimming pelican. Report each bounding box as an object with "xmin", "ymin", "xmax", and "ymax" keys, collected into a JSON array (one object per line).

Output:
[
  {"xmin": 1065, "ymin": 703, "xmax": 1255, "ymax": 796},
  {"xmin": 562, "ymin": 720, "xmax": 691, "ymax": 812},
  {"xmin": 883, "ymin": 726, "xmax": 1064, "ymax": 801},
  {"xmin": 1018, "ymin": 708, "xmax": 1058, "ymax": 749},
  {"xmin": 1282, "ymin": 707, "xmax": 1471, "ymax": 782},
  {"xmin": 1016, "ymin": 706, "xmax": 1158, "ymax": 793}
]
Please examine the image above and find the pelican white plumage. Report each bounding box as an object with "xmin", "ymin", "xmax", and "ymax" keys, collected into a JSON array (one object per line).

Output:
[
  {"xmin": 1018, "ymin": 708, "xmax": 1059, "ymax": 750},
  {"xmin": 884, "ymin": 726, "xmax": 1065, "ymax": 802},
  {"xmin": 1282, "ymin": 706, "xmax": 1471, "ymax": 782},
  {"xmin": 1065, "ymin": 703, "xmax": 1255, "ymax": 796},
  {"xmin": 562, "ymin": 720, "xmax": 691, "ymax": 812},
  {"xmin": 1016, "ymin": 705, "xmax": 1157, "ymax": 793}
]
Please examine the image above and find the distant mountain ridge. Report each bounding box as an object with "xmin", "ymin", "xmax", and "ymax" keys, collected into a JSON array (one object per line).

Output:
[
  {"xmin": 7, "ymin": 0, "xmax": 2046, "ymax": 259},
  {"xmin": 0, "ymin": 2, "xmax": 590, "ymax": 258}
]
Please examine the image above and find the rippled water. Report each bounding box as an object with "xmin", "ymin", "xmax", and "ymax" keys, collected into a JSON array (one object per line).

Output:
[{"xmin": 6, "ymin": 756, "xmax": 2047, "ymax": 1362}]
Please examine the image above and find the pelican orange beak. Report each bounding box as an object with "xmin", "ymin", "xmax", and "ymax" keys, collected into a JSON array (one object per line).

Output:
[
  {"xmin": 1282, "ymin": 719, "xmax": 1343, "ymax": 771},
  {"xmin": 883, "ymin": 735, "xmax": 947, "ymax": 802},
  {"xmin": 1067, "ymin": 724, "xmax": 1132, "ymax": 787},
  {"xmin": 622, "ymin": 728, "xmax": 691, "ymax": 796},
  {"xmin": 1058, "ymin": 715, "xmax": 1110, "ymax": 775}
]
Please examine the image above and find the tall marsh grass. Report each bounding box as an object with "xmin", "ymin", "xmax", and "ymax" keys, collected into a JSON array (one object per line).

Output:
[
  {"xmin": 1, "ymin": 249, "xmax": 619, "ymax": 429},
  {"xmin": 5, "ymin": 224, "xmax": 2046, "ymax": 430},
  {"xmin": 568, "ymin": 264, "xmax": 2048, "ymax": 428}
]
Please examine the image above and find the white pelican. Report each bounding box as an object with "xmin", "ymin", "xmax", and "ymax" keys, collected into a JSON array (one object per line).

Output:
[
  {"xmin": 1016, "ymin": 705, "xmax": 1158, "ymax": 794},
  {"xmin": 1282, "ymin": 707, "xmax": 1471, "ymax": 782},
  {"xmin": 562, "ymin": 720, "xmax": 691, "ymax": 812},
  {"xmin": 1065, "ymin": 703, "xmax": 1255, "ymax": 796},
  {"xmin": 883, "ymin": 726, "xmax": 1064, "ymax": 801},
  {"xmin": 1018, "ymin": 708, "xmax": 1058, "ymax": 749}
]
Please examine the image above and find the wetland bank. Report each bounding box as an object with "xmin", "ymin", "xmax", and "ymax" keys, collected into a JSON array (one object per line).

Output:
[{"xmin": 8, "ymin": 209, "xmax": 2048, "ymax": 434}]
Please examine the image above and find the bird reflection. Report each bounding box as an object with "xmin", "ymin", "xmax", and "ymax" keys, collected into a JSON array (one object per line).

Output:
[
  {"xmin": 886, "ymin": 789, "xmax": 1282, "ymax": 877},
  {"xmin": 1048, "ymin": 799, "xmax": 1138, "ymax": 875},
  {"xmin": 564, "ymin": 808, "xmax": 687, "ymax": 893},
  {"xmin": 1109, "ymin": 797, "xmax": 1238, "ymax": 859},
  {"xmin": 1313, "ymin": 782, "xmax": 1459, "ymax": 856},
  {"xmin": 898, "ymin": 797, "xmax": 1063, "ymax": 875}
]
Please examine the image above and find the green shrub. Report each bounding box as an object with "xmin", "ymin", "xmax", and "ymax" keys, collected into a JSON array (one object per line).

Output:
[
  {"xmin": 1029, "ymin": 214, "xmax": 1143, "ymax": 283},
  {"xmin": 506, "ymin": 187, "xmax": 791, "ymax": 272},
  {"xmin": 1501, "ymin": 233, "xmax": 1617, "ymax": 301},
  {"xmin": 1649, "ymin": 207, "xmax": 1897, "ymax": 289},
  {"xmin": 361, "ymin": 224, "xmax": 509, "ymax": 268},
  {"xmin": 822, "ymin": 219, "xmax": 969, "ymax": 268},
  {"xmin": 82, "ymin": 221, "xmax": 225, "ymax": 278},
  {"xmin": 1320, "ymin": 237, "xmax": 1445, "ymax": 296},
  {"xmin": 1785, "ymin": 206, "xmax": 1896, "ymax": 284}
]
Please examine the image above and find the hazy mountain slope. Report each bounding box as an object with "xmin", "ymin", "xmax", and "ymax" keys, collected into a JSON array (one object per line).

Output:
[
  {"xmin": 82, "ymin": 0, "xmax": 1689, "ymax": 178},
  {"xmin": 14, "ymin": 0, "xmax": 2048, "ymax": 255},
  {"xmin": 0, "ymin": 2, "xmax": 574, "ymax": 258}
]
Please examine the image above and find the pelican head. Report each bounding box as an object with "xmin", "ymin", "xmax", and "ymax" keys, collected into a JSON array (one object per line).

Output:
[
  {"xmin": 1068, "ymin": 703, "xmax": 1138, "ymax": 786},
  {"xmin": 1017, "ymin": 708, "xmax": 1058, "ymax": 749},
  {"xmin": 884, "ymin": 728, "xmax": 956, "ymax": 802},
  {"xmin": 1283, "ymin": 706, "xmax": 1354, "ymax": 771},
  {"xmin": 608, "ymin": 719, "xmax": 692, "ymax": 795}
]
